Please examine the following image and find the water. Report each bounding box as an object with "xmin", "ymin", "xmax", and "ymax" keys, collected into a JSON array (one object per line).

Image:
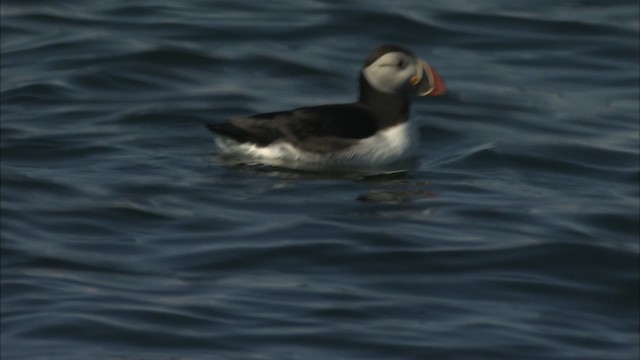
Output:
[{"xmin": 2, "ymin": 1, "xmax": 638, "ymax": 359}]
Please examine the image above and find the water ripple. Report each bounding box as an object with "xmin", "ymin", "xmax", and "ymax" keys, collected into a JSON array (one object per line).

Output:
[{"xmin": 2, "ymin": 1, "xmax": 638, "ymax": 359}]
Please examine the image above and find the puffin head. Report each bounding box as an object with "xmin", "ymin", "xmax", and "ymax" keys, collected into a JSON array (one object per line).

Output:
[{"xmin": 361, "ymin": 44, "xmax": 447, "ymax": 97}]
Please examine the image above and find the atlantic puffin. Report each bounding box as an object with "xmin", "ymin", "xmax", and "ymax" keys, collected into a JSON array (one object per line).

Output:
[{"xmin": 206, "ymin": 44, "xmax": 447, "ymax": 172}]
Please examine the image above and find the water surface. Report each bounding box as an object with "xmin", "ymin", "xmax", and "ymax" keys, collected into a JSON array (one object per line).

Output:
[{"xmin": 2, "ymin": 1, "xmax": 639, "ymax": 359}]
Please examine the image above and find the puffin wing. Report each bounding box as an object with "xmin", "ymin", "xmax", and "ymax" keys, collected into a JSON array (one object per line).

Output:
[{"xmin": 207, "ymin": 104, "xmax": 379, "ymax": 153}]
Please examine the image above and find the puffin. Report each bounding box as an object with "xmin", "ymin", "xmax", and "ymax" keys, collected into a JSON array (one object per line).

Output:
[{"xmin": 206, "ymin": 44, "xmax": 447, "ymax": 172}]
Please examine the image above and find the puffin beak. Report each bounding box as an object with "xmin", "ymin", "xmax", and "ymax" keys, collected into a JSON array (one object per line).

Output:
[{"xmin": 410, "ymin": 59, "xmax": 447, "ymax": 96}]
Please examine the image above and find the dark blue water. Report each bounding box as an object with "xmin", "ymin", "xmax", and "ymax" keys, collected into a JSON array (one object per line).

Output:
[{"xmin": 2, "ymin": 1, "xmax": 639, "ymax": 359}]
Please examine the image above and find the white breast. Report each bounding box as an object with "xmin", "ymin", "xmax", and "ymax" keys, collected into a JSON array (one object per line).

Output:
[
  {"xmin": 333, "ymin": 122, "xmax": 417, "ymax": 166},
  {"xmin": 215, "ymin": 122, "xmax": 417, "ymax": 172}
]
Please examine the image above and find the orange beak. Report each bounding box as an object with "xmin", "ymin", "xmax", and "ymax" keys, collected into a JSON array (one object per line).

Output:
[{"xmin": 411, "ymin": 59, "xmax": 447, "ymax": 96}]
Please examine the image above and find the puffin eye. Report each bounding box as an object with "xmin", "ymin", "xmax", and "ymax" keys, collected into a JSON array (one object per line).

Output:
[{"xmin": 397, "ymin": 59, "xmax": 406, "ymax": 68}]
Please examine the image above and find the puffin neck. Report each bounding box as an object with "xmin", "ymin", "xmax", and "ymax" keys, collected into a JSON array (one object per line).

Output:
[{"xmin": 357, "ymin": 73, "xmax": 410, "ymax": 129}]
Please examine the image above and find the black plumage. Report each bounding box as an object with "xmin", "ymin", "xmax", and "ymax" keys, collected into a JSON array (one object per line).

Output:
[{"xmin": 206, "ymin": 45, "xmax": 413, "ymax": 154}]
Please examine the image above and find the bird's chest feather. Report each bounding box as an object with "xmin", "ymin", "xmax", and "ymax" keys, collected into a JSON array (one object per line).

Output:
[
  {"xmin": 215, "ymin": 121, "xmax": 416, "ymax": 170},
  {"xmin": 338, "ymin": 122, "xmax": 416, "ymax": 164}
]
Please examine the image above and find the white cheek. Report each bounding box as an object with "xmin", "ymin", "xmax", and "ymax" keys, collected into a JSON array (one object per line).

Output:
[
  {"xmin": 363, "ymin": 67, "xmax": 407, "ymax": 94},
  {"xmin": 362, "ymin": 61, "xmax": 416, "ymax": 95}
]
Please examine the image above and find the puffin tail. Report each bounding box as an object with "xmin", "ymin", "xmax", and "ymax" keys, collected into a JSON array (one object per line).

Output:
[
  {"xmin": 205, "ymin": 123, "xmax": 274, "ymax": 146},
  {"xmin": 205, "ymin": 123, "xmax": 228, "ymax": 136},
  {"xmin": 206, "ymin": 123, "xmax": 244, "ymax": 141}
]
